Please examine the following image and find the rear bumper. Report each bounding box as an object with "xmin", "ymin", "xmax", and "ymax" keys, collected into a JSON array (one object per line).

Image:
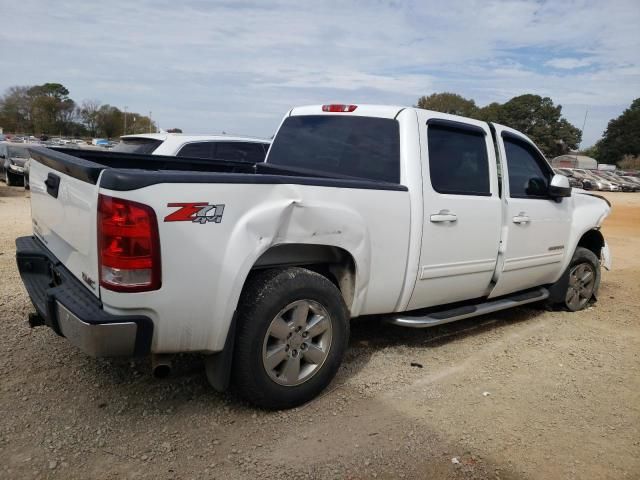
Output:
[{"xmin": 15, "ymin": 236, "xmax": 153, "ymax": 357}]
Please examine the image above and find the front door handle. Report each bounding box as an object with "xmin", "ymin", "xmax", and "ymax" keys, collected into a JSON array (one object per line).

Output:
[
  {"xmin": 430, "ymin": 211, "xmax": 457, "ymax": 223},
  {"xmin": 513, "ymin": 212, "xmax": 530, "ymax": 224}
]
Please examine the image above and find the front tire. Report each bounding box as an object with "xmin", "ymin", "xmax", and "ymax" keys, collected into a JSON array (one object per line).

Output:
[
  {"xmin": 549, "ymin": 247, "xmax": 601, "ymax": 311},
  {"xmin": 232, "ymin": 267, "xmax": 349, "ymax": 409}
]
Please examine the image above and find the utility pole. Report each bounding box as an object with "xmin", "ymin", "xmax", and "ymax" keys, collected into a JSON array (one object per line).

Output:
[
  {"xmin": 123, "ymin": 106, "xmax": 128, "ymax": 135},
  {"xmin": 149, "ymin": 111, "xmax": 153, "ymax": 133}
]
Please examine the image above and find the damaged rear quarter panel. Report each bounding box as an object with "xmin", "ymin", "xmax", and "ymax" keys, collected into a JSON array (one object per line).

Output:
[{"xmin": 99, "ymin": 182, "xmax": 410, "ymax": 353}]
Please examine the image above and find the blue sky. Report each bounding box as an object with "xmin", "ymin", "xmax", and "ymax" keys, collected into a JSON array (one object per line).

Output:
[{"xmin": 1, "ymin": 0, "xmax": 639, "ymax": 147}]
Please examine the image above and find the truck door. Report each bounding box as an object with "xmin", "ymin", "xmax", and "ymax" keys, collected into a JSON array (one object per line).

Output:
[
  {"xmin": 407, "ymin": 115, "xmax": 502, "ymax": 310},
  {"xmin": 489, "ymin": 125, "xmax": 572, "ymax": 298}
]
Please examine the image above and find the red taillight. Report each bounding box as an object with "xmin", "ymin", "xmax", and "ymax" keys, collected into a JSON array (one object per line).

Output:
[
  {"xmin": 322, "ymin": 104, "xmax": 357, "ymax": 112},
  {"xmin": 98, "ymin": 194, "xmax": 161, "ymax": 292}
]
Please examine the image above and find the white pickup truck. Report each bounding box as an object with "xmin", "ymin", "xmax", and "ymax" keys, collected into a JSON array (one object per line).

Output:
[{"xmin": 17, "ymin": 104, "xmax": 611, "ymax": 409}]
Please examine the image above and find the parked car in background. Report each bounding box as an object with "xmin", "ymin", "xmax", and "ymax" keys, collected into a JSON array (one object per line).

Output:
[
  {"xmin": 553, "ymin": 168, "xmax": 583, "ymax": 189},
  {"xmin": 559, "ymin": 168, "xmax": 596, "ymax": 190},
  {"xmin": 597, "ymin": 171, "xmax": 639, "ymax": 192},
  {"xmin": 622, "ymin": 176, "xmax": 640, "ymax": 188},
  {"xmin": 113, "ymin": 133, "xmax": 271, "ymax": 162},
  {"xmin": 23, "ymin": 158, "xmax": 31, "ymax": 190},
  {"xmin": 0, "ymin": 143, "xmax": 28, "ymax": 186},
  {"xmin": 573, "ymin": 169, "xmax": 620, "ymax": 191}
]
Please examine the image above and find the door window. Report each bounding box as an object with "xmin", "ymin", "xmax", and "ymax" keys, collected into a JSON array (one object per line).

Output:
[
  {"xmin": 427, "ymin": 124, "xmax": 490, "ymax": 196},
  {"xmin": 503, "ymin": 137, "xmax": 551, "ymax": 198}
]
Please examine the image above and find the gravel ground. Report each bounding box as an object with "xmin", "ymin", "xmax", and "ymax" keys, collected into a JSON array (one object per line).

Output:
[{"xmin": 1, "ymin": 185, "xmax": 639, "ymax": 480}]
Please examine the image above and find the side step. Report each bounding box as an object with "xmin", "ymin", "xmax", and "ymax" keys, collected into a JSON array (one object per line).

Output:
[{"xmin": 387, "ymin": 287, "xmax": 549, "ymax": 328}]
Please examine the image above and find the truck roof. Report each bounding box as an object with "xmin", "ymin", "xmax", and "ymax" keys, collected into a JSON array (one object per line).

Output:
[{"xmin": 290, "ymin": 104, "xmax": 407, "ymax": 119}]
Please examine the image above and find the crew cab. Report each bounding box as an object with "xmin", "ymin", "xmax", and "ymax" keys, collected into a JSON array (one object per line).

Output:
[
  {"xmin": 114, "ymin": 133, "xmax": 271, "ymax": 163},
  {"xmin": 16, "ymin": 104, "xmax": 611, "ymax": 409}
]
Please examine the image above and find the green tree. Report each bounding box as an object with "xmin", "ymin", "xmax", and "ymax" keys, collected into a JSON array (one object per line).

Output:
[
  {"xmin": 488, "ymin": 95, "xmax": 581, "ymax": 156},
  {"xmin": 28, "ymin": 83, "xmax": 75, "ymax": 134},
  {"xmin": 596, "ymin": 98, "xmax": 640, "ymax": 165},
  {"xmin": 96, "ymin": 104, "xmax": 123, "ymax": 138},
  {"xmin": 79, "ymin": 99, "xmax": 101, "ymax": 136},
  {"xmin": 416, "ymin": 92, "xmax": 478, "ymax": 117},
  {"xmin": 0, "ymin": 86, "xmax": 33, "ymax": 133},
  {"xmin": 126, "ymin": 112, "xmax": 157, "ymax": 134},
  {"xmin": 476, "ymin": 102, "xmax": 503, "ymax": 123},
  {"xmin": 579, "ymin": 144, "xmax": 599, "ymax": 161}
]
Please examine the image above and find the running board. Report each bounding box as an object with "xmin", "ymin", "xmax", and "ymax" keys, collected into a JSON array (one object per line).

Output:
[{"xmin": 388, "ymin": 287, "xmax": 549, "ymax": 328}]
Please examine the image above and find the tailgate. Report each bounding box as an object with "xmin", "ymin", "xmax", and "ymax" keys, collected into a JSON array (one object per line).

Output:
[{"xmin": 28, "ymin": 152, "xmax": 102, "ymax": 297}]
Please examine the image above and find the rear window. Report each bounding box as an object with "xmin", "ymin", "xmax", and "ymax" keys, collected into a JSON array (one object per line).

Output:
[
  {"xmin": 214, "ymin": 142, "xmax": 267, "ymax": 163},
  {"xmin": 267, "ymin": 115, "xmax": 401, "ymax": 183},
  {"xmin": 177, "ymin": 141, "xmax": 268, "ymax": 163},
  {"xmin": 8, "ymin": 146, "xmax": 29, "ymax": 158},
  {"xmin": 177, "ymin": 142, "xmax": 214, "ymax": 159},
  {"xmin": 112, "ymin": 138, "xmax": 163, "ymax": 154}
]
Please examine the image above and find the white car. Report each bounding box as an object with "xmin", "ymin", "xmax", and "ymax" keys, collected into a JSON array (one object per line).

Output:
[
  {"xmin": 18, "ymin": 104, "xmax": 611, "ymax": 409},
  {"xmin": 113, "ymin": 133, "xmax": 271, "ymax": 163}
]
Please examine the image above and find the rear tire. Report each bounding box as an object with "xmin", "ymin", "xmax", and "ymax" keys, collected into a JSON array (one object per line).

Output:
[
  {"xmin": 6, "ymin": 171, "xmax": 22, "ymax": 187},
  {"xmin": 232, "ymin": 267, "xmax": 349, "ymax": 409},
  {"xmin": 548, "ymin": 247, "xmax": 600, "ymax": 311}
]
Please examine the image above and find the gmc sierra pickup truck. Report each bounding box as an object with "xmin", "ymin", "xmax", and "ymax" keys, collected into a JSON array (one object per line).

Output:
[{"xmin": 17, "ymin": 104, "xmax": 611, "ymax": 409}]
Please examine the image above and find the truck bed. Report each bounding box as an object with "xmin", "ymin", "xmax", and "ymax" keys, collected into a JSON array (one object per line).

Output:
[{"xmin": 29, "ymin": 147, "xmax": 406, "ymax": 192}]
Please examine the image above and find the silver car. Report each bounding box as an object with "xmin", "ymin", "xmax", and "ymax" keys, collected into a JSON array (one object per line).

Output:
[{"xmin": 0, "ymin": 143, "xmax": 28, "ymax": 186}]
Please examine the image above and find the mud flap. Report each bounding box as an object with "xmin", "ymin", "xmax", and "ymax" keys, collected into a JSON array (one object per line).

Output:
[
  {"xmin": 601, "ymin": 242, "xmax": 612, "ymax": 271},
  {"xmin": 204, "ymin": 313, "xmax": 237, "ymax": 392}
]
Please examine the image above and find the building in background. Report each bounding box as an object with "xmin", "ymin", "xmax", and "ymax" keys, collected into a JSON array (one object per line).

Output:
[{"xmin": 551, "ymin": 154, "xmax": 598, "ymax": 170}]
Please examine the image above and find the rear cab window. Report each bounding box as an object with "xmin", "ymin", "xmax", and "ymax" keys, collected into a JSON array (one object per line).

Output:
[
  {"xmin": 267, "ymin": 115, "xmax": 400, "ymax": 183},
  {"xmin": 214, "ymin": 142, "xmax": 267, "ymax": 163},
  {"xmin": 112, "ymin": 138, "xmax": 163, "ymax": 154},
  {"xmin": 177, "ymin": 141, "xmax": 268, "ymax": 163}
]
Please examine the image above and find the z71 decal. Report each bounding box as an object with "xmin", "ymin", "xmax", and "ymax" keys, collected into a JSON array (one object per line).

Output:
[{"xmin": 164, "ymin": 203, "xmax": 225, "ymax": 224}]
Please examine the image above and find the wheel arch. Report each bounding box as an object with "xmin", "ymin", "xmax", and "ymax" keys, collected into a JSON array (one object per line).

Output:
[
  {"xmin": 251, "ymin": 243, "xmax": 357, "ymax": 309},
  {"xmin": 577, "ymin": 228, "xmax": 604, "ymax": 259}
]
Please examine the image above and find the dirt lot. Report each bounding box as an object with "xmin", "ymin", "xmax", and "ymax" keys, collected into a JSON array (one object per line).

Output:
[{"xmin": 1, "ymin": 185, "xmax": 639, "ymax": 480}]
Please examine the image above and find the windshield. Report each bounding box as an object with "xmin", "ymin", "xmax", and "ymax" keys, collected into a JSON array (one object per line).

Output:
[
  {"xmin": 267, "ymin": 115, "xmax": 401, "ymax": 183},
  {"xmin": 112, "ymin": 138, "xmax": 163, "ymax": 154},
  {"xmin": 8, "ymin": 147, "xmax": 28, "ymax": 158}
]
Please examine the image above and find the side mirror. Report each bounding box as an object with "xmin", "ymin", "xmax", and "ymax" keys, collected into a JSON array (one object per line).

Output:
[{"xmin": 549, "ymin": 174, "xmax": 572, "ymax": 199}]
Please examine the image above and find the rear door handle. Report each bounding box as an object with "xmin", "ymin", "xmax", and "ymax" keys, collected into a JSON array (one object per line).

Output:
[
  {"xmin": 430, "ymin": 211, "xmax": 457, "ymax": 223},
  {"xmin": 512, "ymin": 212, "xmax": 530, "ymax": 224}
]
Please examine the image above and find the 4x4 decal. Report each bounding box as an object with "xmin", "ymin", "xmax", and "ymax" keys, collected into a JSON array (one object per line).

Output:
[{"xmin": 164, "ymin": 203, "xmax": 225, "ymax": 224}]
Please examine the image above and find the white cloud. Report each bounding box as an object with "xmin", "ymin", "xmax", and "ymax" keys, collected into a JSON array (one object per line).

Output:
[
  {"xmin": 545, "ymin": 58, "xmax": 593, "ymax": 70},
  {"xmin": 0, "ymin": 0, "xmax": 638, "ymax": 146}
]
